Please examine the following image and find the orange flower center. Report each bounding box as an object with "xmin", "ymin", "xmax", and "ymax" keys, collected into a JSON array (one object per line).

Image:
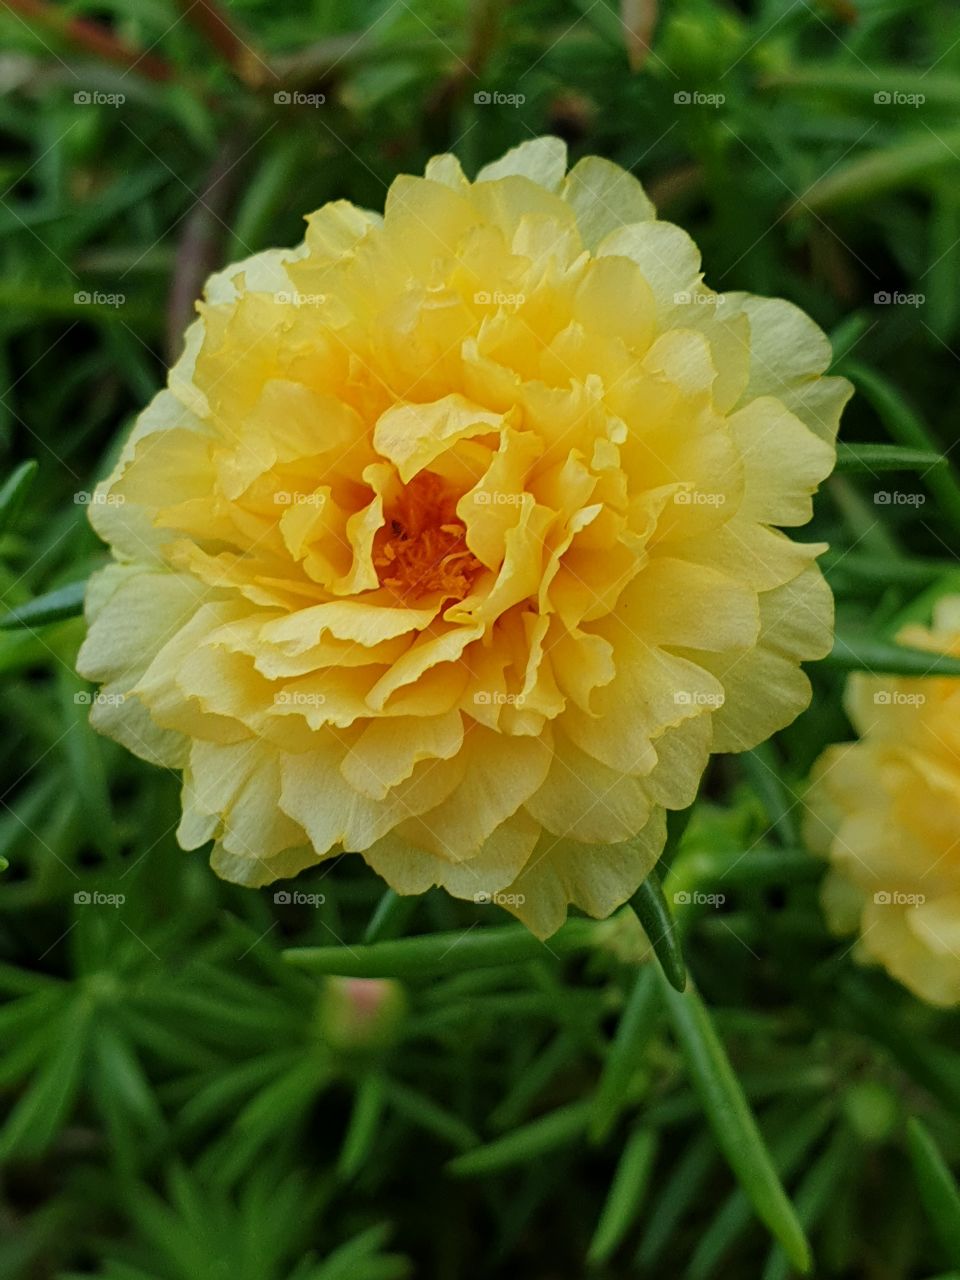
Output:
[{"xmin": 374, "ymin": 471, "xmax": 481, "ymax": 601}]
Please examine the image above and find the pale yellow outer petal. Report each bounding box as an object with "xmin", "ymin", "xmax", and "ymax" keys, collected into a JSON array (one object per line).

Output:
[
  {"xmin": 475, "ymin": 137, "xmax": 568, "ymax": 190},
  {"xmin": 77, "ymin": 565, "xmax": 205, "ymax": 766},
  {"xmin": 596, "ymin": 221, "xmax": 702, "ymax": 314},
  {"xmin": 724, "ymin": 293, "xmax": 853, "ymax": 443},
  {"xmin": 696, "ymin": 564, "xmax": 834, "ymax": 753},
  {"xmin": 179, "ymin": 739, "xmax": 308, "ymax": 883},
  {"xmin": 859, "ymin": 899, "xmax": 960, "ymax": 1008},
  {"xmin": 559, "ymin": 155, "xmax": 655, "ymax": 249}
]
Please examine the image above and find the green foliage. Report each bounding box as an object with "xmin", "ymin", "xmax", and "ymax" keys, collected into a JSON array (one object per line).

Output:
[{"xmin": 2, "ymin": 0, "xmax": 960, "ymax": 1275}]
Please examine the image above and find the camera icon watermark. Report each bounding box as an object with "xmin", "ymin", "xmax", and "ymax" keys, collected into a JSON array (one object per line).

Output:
[
  {"xmin": 472, "ymin": 490, "xmax": 523, "ymax": 506},
  {"xmin": 674, "ymin": 690, "xmax": 725, "ymax": 708},
  {"xmin": 674, "ymin": 90, "xmax": 725, "ymax": 107},
  {"xmin": 873, "ymin": 690, "xmax": 926, "ymax": 706},
  {"xmin": 473, "ymin": 289, "xmax": 525, "ymax": 308},
  {"xmin": 673, "ymin": 890, "xmax": 726, "ymax": 907},
  {"xmin": 473, "ymin": 90, "xmax": 525, "ymax": 107},
  {"xmin": 474, "ymin": 890, "xmax": 526, "ymax": 906},
  {"xmin": 273, "ymin": 889, "xmax": 325, "ymax": 906},
  {"xmin": 74, "ymin": 690, "xmax": 126, "ymax": 707},
  {"xmin": 274, "ymin": 291, "xmax": 326, "ymax": 307},
  {"xmin": 74, "ymin": 489, "xmax": 125, "ymax": 505},
  {"xmin": 874, "ymin": 290, "xmax": 924, "ymax": 307},
  {"xmin": 874, "ymin": 90, "xmax": 924, "ymax": 107},
  {"xmin": 74, "ymin": 290, "xmax": 125, "ymax": 308},
  {"xmin": 873, "ymin": 490, "xmax": 925, "ymax": 506},
  {"xmin": 674, "ymin": 489, "xmax": 726, "ymax": 507},
  {"xmin": 274, "ymin": 690, "xmax": 327, "ymax": 707},
  {"xmin": 273, "ymin": 490, "xmax": 326, "ymax": 506},
  {"xmin": 74, "ymin": 889, "xmax": 125, "ymax": 907},
  {"xmin": 473, "ymin": 690, "xmax": 525, "ymax": 706},
  {"xmin": 673, "ymin": 290, "xmax": 726, "ymax": 306},
  {"xmin": 274, "ymin": 90, "xmax": 325, "ymax": 107},
  {"xmin": 74, "ymin": 90, "xmax": 125, "ymax": 107}
]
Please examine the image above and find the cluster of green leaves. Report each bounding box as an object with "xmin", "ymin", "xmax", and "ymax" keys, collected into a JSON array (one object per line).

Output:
[{"xmin": 3, "ymin": 0, "xmax": 960, "ymax": 1275}]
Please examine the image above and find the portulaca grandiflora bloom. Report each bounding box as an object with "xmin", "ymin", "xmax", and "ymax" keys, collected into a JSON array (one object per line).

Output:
[
  {"xmin": 78, "ymin": 137, "xmax": 849, "ymax": 936},
  {"xmin": 806, "ymin": 597, "xmax": 960, "ymax": 1006}
]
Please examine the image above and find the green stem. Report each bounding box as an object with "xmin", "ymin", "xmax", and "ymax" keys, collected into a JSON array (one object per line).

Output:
[
  {"xmin": 285, "ymin": 917, "xmax": 608, "ymax": 978},
  {"xmin": 631, "ymin": 870, "xmax": 686, "ymax": 992}
]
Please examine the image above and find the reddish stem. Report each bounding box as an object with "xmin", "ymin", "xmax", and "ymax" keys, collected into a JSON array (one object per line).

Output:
[
  {"xmin": 6, "ymin": 0, "xmax": 174, "ymax": 82},
  {"xmin": 175, "ymin": 0, "xmax": 275, "ymax": 87}
]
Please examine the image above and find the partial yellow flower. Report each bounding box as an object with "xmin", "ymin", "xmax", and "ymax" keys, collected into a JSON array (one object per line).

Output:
[
  {"xmin": 805, "ymin": 596, "xmax": 960, "ymax": 1005},
  {"xmin": 78, "ymin": 137, "xmax": 849, "ymax": 937}
]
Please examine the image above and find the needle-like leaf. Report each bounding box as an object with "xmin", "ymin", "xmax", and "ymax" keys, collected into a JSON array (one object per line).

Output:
[
  {"xmin": 657, "ymin": 973, "xmax": 811, "ymax": 1274},
  {"xmin": 907, "ymin": 1117, "xmax": 960, "ymax": 1265}
]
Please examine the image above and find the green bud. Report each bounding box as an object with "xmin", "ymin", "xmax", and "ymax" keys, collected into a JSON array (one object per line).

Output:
[
  {"xmin": 843, "ymin": 1080, "xmax": 899, "ymax": 1143},
  {"xmin": 317, "ymin": 976, "xmax": 407, "ymax": 1052},
  {"xmin": 657, "ymin": 7, "xmax": 746, "ymax": 83}
]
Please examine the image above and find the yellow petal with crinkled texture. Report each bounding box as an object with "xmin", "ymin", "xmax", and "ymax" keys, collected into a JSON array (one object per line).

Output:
[
  {"xmin": 340, "ymin": 711, "xmax": 464, "ymax": 800},
  {"xmin": 363, "ymin": 809, "xmax": 541, "ymax": 901},
  {"xmin": 78, "ymin": 138, "xmax": 844, "ymax": 935}
]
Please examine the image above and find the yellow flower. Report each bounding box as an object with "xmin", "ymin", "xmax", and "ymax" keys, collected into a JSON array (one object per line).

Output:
[
  {"xmin": 78, "ymin": 137, "xmax": 849, "ymax": 937},
  {"xmin": 805, "ymin": 597, "xmax": 960, "ymax": 1006}
]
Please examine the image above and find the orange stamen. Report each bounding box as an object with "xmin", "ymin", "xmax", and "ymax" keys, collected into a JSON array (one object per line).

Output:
[{"xmin": 374, "ymin": 471, "xmax": 481, "ymax": 600}]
